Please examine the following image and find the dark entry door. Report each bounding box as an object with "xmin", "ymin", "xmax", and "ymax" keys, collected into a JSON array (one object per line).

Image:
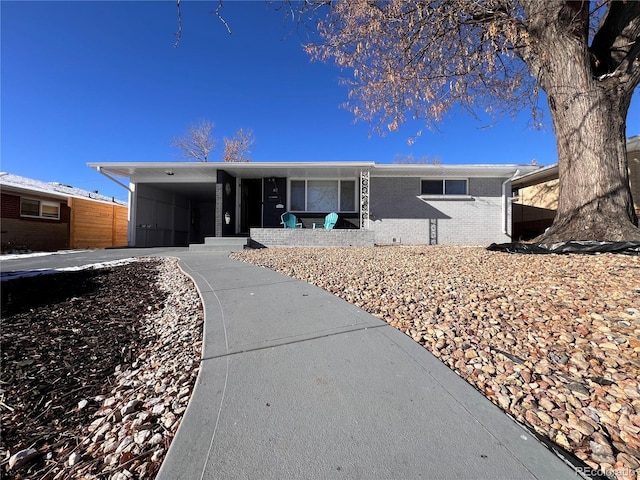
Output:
[{"xmin": 240, "ymin": 178, "xmax": 263, "ymax": 234}]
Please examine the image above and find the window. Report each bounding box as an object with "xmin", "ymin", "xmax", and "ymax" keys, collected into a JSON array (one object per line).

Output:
[
  {"xmin": 20, "ymin": 198, "xmax": 60, "ymax": 219},
  {"xmin": 308, "ymin": 180, "xmax": 338, "ymax": 211},
  {"xmin": 421, "ymin": 179, "xmax": 468, "ymax": 196},
  {"xmin": 20, "ymin": 198, "xmax": 40, "ymax": 217},
  {"xmin": 290, "ymin": 181, "xmax": 306, "ymax": 211},
  {"xmin": 289, "ymin": 179, "xmax": 357, "ymax": 212},
  {"xmin": 445, "ymin": 180, "xmax": 467, "ymax": 195},
  {"xmin": 422, "ymin": 180, "xmax": 444, "ymax": 195},
  {"xmin": 340, "ymin": 181, "xmax": 356, "ymax": 211}
]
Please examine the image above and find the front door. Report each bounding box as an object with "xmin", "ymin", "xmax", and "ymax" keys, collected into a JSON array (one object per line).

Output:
[{"xmin": 240, "ymin": 178, "xmax": 263, "ymax": 234}]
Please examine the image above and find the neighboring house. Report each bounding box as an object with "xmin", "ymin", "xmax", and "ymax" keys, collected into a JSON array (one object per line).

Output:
[
  {"xmin": 89, "ymin": 162, "xmax": 539, "ymax": 247},
  {"xmin": 0, "ymin": 173, "xmax": 128, "ymax": 252},
  {"xmin": 512, "ymin": 135, "xmax": 640, "ymax": 240}
]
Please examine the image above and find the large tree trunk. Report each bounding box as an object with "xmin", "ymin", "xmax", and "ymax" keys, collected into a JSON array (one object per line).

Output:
[
  {"xmin": 528, "ymin": 7, "xmax": 640, "ymax": 243},
  {"xmin": 541, "ymin": 87, "xmax": 640, "ymax": 242}
]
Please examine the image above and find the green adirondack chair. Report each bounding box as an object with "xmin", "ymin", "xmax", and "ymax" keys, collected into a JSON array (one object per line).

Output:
[
  {"xmin": 281, "ymin": 212, "xmax": 303, "ymax": 228},
  {"xmin": 313, "ymin": 212, "xmax": 338, "ymax": 230}
]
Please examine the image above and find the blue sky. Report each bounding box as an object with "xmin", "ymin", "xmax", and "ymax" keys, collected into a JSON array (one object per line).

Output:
[{"xmin": 2, "ymin": 1, "xmax": 639, "ymax": 202}]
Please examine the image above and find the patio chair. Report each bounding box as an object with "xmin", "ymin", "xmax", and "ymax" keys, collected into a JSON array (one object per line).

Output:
[
  {"xmin": 313, "ymin": 212, "xmax": 338, "ymax": 230},
  {"xmin": 281, "ymin": 212, "xmax": 303, "ymax": 228}
]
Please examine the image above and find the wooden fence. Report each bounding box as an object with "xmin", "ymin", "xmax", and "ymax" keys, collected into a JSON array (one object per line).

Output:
[{"xmin": 69, "ymin": 198, "xmax": 128, "ymax": 249}]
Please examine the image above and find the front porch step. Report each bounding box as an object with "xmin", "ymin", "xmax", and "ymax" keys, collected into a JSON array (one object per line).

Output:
[{"xmin": 189, "ymin": 237, "xmax": 249, "ymax": 252}]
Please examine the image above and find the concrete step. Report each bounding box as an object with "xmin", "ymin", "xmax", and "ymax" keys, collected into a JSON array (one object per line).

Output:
[
  {"xmin": 189, "ymin": 237, "xmax": 249, "ymax": 252},
  {"xmin": 203, "ymin": 237, "xmax": 249, "ymax": 245}
]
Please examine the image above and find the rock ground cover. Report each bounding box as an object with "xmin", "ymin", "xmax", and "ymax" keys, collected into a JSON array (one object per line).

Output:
[
  {"xmin": 232, "ymin": 245, "xmax": 640, "ymax": 480},
  {"xmin": 1, "ymin": 258, "xmax": 203, "ymax": 480}
]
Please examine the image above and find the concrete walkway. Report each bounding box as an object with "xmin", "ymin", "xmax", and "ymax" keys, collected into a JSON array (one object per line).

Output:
[
  {"xmin": 1, "ymin": 249, "xmax": 579, "ymax": 479},
  {"xmin": 158, "ymin": 251, "xmax": 578, "ymax": 480}
]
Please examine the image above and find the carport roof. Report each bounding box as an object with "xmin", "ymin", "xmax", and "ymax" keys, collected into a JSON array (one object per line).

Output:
[
  {"xmin": 88, "ymin": 161, "xmax": 540, "ymax": 183},
  {"xmin": 88, "ymin": 162, "xmax": 375, "ymax": 182}
]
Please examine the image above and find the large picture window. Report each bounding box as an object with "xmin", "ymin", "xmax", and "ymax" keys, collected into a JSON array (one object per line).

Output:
[
  {"xmin": 421, "ymin": 179, "xmax": 468, "ymax": 196},
  {"xmin": 308, "ymin": 180, "xmax": 338, "ymax": 211},
  {"xmin": 290, "ymin": 179, "xmax": 357, "ymax": 212},
  {"xmin": 20, "ymin": 198, "xmax": 61, "ymax": 219}
]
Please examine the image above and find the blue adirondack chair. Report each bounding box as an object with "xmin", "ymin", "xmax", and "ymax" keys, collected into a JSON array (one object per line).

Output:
[
  {"xmin": 281, "ymin": 212, "xmax": 303, "ymax": 228},
  {"xmin": 313, "ymin": 212, "xmax": 338, "ymax": 230}
]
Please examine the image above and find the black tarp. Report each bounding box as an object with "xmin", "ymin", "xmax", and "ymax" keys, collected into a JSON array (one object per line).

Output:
[{"xmin": 487, "ymin": 241, "xmax": 640, "ymax": 255}]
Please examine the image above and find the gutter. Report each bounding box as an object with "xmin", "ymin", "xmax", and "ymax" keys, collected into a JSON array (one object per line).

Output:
[{"xmin": 502, "ymin": 169, "xmax": 520, "ymax": 236}]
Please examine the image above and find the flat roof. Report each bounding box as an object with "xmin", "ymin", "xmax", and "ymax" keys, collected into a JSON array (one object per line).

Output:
[
  {"xmin": 511, "ymin": 164, "xmax": 559, "ymax": 188},
  {"xmin": 88, "ymin": 161, "xmax": 539, "ymax": 183}
]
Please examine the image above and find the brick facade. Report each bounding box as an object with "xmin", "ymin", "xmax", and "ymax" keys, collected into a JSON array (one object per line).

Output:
[
  {"xmin": 369, "ymin": 177, "xmax": 511, "ymax": 245},
  {"xmin": 249, "ymin": 228, "xmax": 375, "ymax": 247},
  {"xmin": 1, "ymin": 193, "xmax": 71, "ymax": 251},
  {"xmin": 1, "ymin": 193, "xmax": 21, "ymax": 218}
]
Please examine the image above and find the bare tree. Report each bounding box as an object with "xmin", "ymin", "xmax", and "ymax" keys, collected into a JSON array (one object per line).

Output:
[
  {"xmin": 222, "ymin": 128, "xmax": 255, "ymax": 162},
  {"xmin": 171, "ymin": 120, "xmax": 217, "ymax": 162},
  {"xmin": 303, "ymin": 0, "xmax": 640, "ymax": 242}
]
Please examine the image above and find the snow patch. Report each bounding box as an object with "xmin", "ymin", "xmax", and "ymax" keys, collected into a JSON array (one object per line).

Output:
[
  {"xmin": 1, "ymin": 258, "xmax": 140, "ymax": 282},
  {"xmin": 0, "ymin": 250, "xmax": 94, "ymax": 262}
]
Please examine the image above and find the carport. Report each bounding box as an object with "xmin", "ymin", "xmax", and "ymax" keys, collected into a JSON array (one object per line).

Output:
[
  {"xmin": 90, "ymin": 162, "xmax": 370, "ymax": 248},
  {"xmin": 90, "ymin": 163, "xmax": 219, "ymax": 248}
]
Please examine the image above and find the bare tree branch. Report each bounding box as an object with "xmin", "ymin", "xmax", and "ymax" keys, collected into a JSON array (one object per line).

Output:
[
  {"xmin": 174, "ymin": 0, "xmax": 230, "ymax": 48},
  {"xmin": 222, "ymin": 128, "xmax": 254, "ymax": 162},
  {"xmin": 590, "ymin": 1, "xmax": 640, "ymax": 77},
  {"xmin": 174, "ymin": 0, "xmax": 182, "ymax": 48},
  {"xmin": 171, "ymin": 120, "xmax": 217, "ymax": 162},
  {"xmin": 214, "ymin": 0, "xmax": 232, "ymax": 35}
]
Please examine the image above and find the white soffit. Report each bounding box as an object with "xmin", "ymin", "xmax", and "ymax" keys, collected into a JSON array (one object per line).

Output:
[
  {"xmin": 371, "ymin": 164, "xmax": 540, "ymax": 178},
  {"xmin": 219, "ymin": 162, "xmax": 374, "ymax": 179},
  {"xmin": 88, "ymin": 162, "xmax": 219, "ymax": 183},
  {"xmin": 88, "ymin": 162, "xmax": 376, "ymax": 182},
  {"xmin": 89, "ymin": 162, "xmax": 540, "ymax": 182}
]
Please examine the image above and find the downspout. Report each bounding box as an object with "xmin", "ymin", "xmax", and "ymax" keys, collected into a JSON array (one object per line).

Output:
[
  {"xmin": 128, "ymin": 184, "xmax": 136, "ymax": 247},
  {"xmin": 502, "ymin": 169, "xmax": 520, "ymax": 237}
]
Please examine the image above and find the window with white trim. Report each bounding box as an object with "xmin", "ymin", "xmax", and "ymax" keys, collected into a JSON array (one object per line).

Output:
[
  {"xmin": 421, "ymin": 179, "xmax": 468, "ymax": 195},
  {"xmin": 289, "ymin": 179, "xmax": 357, "ymax": 212},
  {"xmin": 20, "ymin": 198, "xmax": 61, "ymax": 219}
]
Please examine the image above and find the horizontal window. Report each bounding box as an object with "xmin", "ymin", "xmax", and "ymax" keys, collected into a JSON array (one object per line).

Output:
[
  {"xmin": 289, "ymin": 179, "xmax": 357, "ymax": 213},
  {"xmin": 20, "ymin": 198, "xmax": 60, "ymax": 219},
  {"xmin": 421, "ymin": 179, "xmax": 468, "ymax": 196}
]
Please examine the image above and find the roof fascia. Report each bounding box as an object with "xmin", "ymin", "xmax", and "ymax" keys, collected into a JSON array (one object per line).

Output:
[
  {"xmin": 371, "ymin": 164, "xmax": 539, "ymax": 177},
  {"xmin": 1, "ymin": 183, "xmax": 71, "ymax": 201},
  {"xmin": 511, "ymin": 164, "xmax": 559, "ymax": 188}
]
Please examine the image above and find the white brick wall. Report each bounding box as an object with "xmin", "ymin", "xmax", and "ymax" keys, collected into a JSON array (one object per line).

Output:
[
  {"xmin": 370, "ymin": 177, "xmax": 511, "ymax": 245},
  {"xmin": 250, "ymin": 228, "xmax": 375, "ymax": 247},
  {"xmin": 250, "ymin": 176, "xmax": 513, "ymax": 247},
  {"xmin": 371, "ymin": 219, "xmax": 431, "ymax": 245}
]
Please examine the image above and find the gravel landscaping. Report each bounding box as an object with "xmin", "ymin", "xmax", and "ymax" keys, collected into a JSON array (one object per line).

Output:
[
  {"xmin": 2, "ymin": 246, "xmax": 639, "ymax": 480},
  {"xmin": 1, "ymin": 258, "xmax": 203, "ymax": 480},
  {"xmin": 231, "ymin": 245, "xmax": 640, "ymax": 480}
]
